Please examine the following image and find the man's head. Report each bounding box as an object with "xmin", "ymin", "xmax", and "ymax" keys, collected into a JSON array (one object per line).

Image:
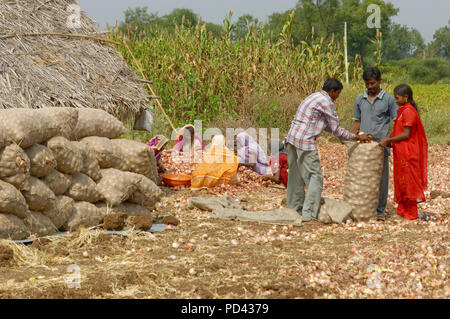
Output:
[
  {"xmin": 322, "ymin": 78, "xmax": 343, "ymax": 101},
  {"xmin": 363, "ymin": 67, "xmax": 382, "ymax": 96}
]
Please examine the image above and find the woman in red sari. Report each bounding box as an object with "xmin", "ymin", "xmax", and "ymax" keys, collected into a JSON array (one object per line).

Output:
[
  {"xmin": 263, "ymin": 140, "xmax": 289, "ymax": 187},
  {"xmin": 379, "ymin": 84, "xmax": 428, "ymax": 220}
]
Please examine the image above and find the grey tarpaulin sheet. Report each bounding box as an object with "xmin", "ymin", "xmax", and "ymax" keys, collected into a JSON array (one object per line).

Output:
[{"xmin": 12, "ymin": 224, "xmax": 181, "ymax": 244}]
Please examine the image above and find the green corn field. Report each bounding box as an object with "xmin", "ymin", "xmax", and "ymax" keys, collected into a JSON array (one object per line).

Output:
[
  {"xmin": 111, "ymin": 15, "xmax": 448, "ymax": 145},
  {"xmin": 111, "ymin": 14, "xmax": 362, "ymax": 131}
]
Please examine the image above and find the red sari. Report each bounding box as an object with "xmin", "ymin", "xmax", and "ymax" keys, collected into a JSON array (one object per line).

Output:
[
  {"xmin": 392, "ymin": 104, "xmax": 428, "ymax": 220},
  {"xmin": 269, "ymin": 153, "xmax": 289, "ymax": 187}
]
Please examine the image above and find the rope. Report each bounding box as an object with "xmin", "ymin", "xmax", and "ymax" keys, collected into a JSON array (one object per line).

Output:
[{"xmin": 0, "ymin": 32, "xmax": 120, "ymax": 45}]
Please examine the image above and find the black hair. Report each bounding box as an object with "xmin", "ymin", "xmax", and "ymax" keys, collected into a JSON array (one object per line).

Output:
[
  {"xmin": 394, "ymin": 84, "xmax": 419, "ymax": 112},
  {"xmin": 186, "ymin": 126, "xmax": 195, "ymax": 136},
  {"xmin": 363, "ymin": 67, "xmax": 381, "ymax": 81},
  {"xmin": 322, "ymin": 78, "xmax": 343, "ymax": 92}
]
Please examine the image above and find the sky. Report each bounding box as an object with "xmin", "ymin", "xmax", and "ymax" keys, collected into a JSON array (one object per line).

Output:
[{"xmin": 77, "ymin": 0, "xmax": 449, "ymax": 43}]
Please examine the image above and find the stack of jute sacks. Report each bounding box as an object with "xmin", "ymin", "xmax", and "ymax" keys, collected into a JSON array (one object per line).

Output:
[{"xmin": 0, "ymin": 108, "xmax": 162, "ymax": 240}]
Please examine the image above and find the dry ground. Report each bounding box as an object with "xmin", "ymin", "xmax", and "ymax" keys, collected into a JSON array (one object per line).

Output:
[{"xmin": 0, "ymin": 141, "xmax": 448, "ymax": 299}]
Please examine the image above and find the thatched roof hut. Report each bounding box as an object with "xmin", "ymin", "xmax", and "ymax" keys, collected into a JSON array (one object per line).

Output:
[{"xmin": 0, "ymin": 0, "xmax": 150, "ymax": 119}]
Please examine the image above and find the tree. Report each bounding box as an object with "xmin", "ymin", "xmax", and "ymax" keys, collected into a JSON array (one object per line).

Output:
[
  {"xmin": 163, "ymin": 8, "xmax": 198, "ymax": 28},
  {"xmin": 267, "ymin": 0, "xmax": 399, "ymax": 66},
  {"xmin": 205, "ymin": 22, "xmax": 223, "ymax": 38},
  {"xmin": 119, "ymin": 7, "xmax": 159, "ymax": 36},
  {"xmin": 234, "ymin": 14, "xmax": 259, "ymax": 40},
  {"xmin": 383, "ymin": 24, "xmax": 425, "ymax": 60},
  {"xmin": 428, "ymin": 21, "xmax": 450, "ymax": 58}
]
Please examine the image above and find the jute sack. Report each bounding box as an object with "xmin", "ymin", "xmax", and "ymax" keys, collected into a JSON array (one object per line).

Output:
[
  {"xmin": 343, "ymin": 142, "xmax": 384, "ymax": 221},
  {"xmin": 65, "ymin": 173, "xmax": 101, "ymax": 203},
  {"xmin": 96, "ymin": 169, "xmax": 141, "ymax": 207},
  {"xmin": 35, "ymin": 107, "xmax": 79, "ymax": 140},
  {"xmin": 21, "ymin": 177, "xmax": 56, "ymax": 212},
  {"xmin": 62, "ymin": 201, "xmax": 103, "ymax": 231},
  {"xmin": 211, "ymin": 207, "xmax": 303, "ymax": 226},
  {"xmin": 42, "ymin": 169, "xmax": 72, "ymax": 195},
  {"xmin": 0, "ymin": 144, "xmax": 30, "ymax": 189},
  {"xmin": 0, "ymin": 180, "xmax": 29, "ymax": 219},
  {"xmin": 42, "ymin": 196, "xmax": 75, "ymax": 230},
  {"xmin": 24, "ymin": 144, "xmax": 57, "ymax": 178},
  {"xmin": 0, "ymin": 109, "xmax": 57, "ymax": 148},
  {"xmin": 74, "ymin": 108, "xmax": 127, "ymax": 139},
  {"xmin": 79, "ymin": 136, "xmax": 125, "ymax": 169},
  {"xmin": 111, "ymin": 139, "xmax": 158, "ymax": 182},
  {"xmin": 317, "ymin": 198, "xmax": 353, "ymax": 224},
  {"xmin": 46, "ymin": 136, "xmax": 83, "ymax": 174},
  {"xmin": 23, "ymin": 211, "xmax": 58, "ymax": 237},
  {"xmin": 96, "ymin": 202, "xmax": 153, "ymax": 220},
  {"xmin": 21, "ymin": 109, "xmax": 60, "ymax": 142},
  {"xmin": 0, "ymin": 214, "xmax": 28, "ymax": 240},
  {"xmin": 72, "ymin": 142, "xmax": 102, "ymax": 182},
  {"xmin": 128, "ymin": 173, "xmax": 162, "ymax": 209}
]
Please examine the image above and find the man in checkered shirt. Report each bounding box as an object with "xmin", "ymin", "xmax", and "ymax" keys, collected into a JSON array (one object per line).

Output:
[{"xmin": 286, "ymin": 78, "xmax": 371, "ymax": 223}]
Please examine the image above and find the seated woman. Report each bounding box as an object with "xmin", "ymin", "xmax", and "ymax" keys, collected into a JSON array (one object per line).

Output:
[
  {"xmin": 190, "ymin": 135, "xmax": 239, "ymax": 190},
  {"xmin": 263, "ymin": 140, "xmax": 289, "ymax": 187},
  {"xmin": 147, "ymin": 135, "xmax": 169, "ymax": 173},
  {"xmin": 173, "ymin": 124, "xmax": 204, "ymax": 153},
  {"xmin": 235, "ymin": 132, "xmax": 271, "ymax": 175}
]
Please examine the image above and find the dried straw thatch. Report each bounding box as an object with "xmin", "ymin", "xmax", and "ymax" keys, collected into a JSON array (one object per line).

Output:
[{"xmin": 0, "ymin": 0, "xmax": 150, "ymax": 119}]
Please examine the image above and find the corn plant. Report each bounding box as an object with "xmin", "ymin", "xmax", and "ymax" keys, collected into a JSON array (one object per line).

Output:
[{"xmin": 110, "ymin": 13, "xmax": 363, "ymax": 131}]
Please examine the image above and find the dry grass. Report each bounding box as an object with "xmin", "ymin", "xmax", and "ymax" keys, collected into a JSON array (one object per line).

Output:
[{"xmin": 0, "ymin": 0, "xmax": 149, "ymax": 119}]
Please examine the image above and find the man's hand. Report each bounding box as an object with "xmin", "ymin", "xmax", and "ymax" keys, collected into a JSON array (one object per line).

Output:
[
  {"xmin": 357, "ymin": 133, "xmax": 372, "ymax": 143},
  {"xmin": 378, "ymin": 138, "xmax": 391, "ymax": 148}
]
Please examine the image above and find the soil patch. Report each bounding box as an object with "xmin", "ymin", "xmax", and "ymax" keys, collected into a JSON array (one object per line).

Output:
[
  {"xmin": 104, "ymin": 213, "xmax": 126, "ymax": 231},
  {"xmin": 128, "ymin": 214, "xmax": 152, "ymax": 231},
  {"xmin": 162, "ymin": 215, "xmax": 180, "ymax": 226}
]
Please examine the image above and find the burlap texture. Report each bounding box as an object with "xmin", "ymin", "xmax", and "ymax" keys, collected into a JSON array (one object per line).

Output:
[
  {"xmin": 46, "ymin": 136, "xmax": 83, "ymax": 174},
  {"xmin": 0, "ymin": 144, "xmax": 30, "ymax": 189},
  {"xmin": 111, "ymin": 139, "xmax": 158, "ymax": 182},
  {"xmin": 36, "ymin": 107, "xmax": 79, "ymax": 140},
  {"xmin": 0, "ymin": 214, "xmax": 28, "ymax": 240},
  {"xmin": 65, "ymin": 173, "xmax": 101, "ymax": 203},
  {"xmin": 62, "ymin": 201, "xmax": 103, "ymax": 232},
  {"xmin": 21, "ymin": 176, "xmax": 56, "ymax": 212},
  {"xmin": 79, "ymin": 136, "xmax": 125, "ymax": 169},
  {"xmin": 23, "ymin": 211, "xmax": 58, "ymax": 237},
  {"xmin": 0, "ymin": 179, "xmax": 29, "ymax": 219},
  {"xmin": 343, "ymin": 142, "xmax": 384, "ymax": 221},
  {"xmin": 0, "ymin": 109, "xmax": 57, "ymax": 148},
  {"xmin": 96, "ymin": 168, "xmax": 141, "ymax": 207},
  {"xmin": 24, "ymin": 144, "xmax": 57, "ymax": 178},
  {"xmin": 128, "ymin": 173, "xmax": 162, "ymax": 209},
  {"xmin": 42, "ymin": 196, "xmax": 75, "ymax": 230},
  {"xmin": 74, "ymin": 108, "xmax": 127, "ymax": 139},
  {"xmin": 72, "ymin": 141, "xmax": 102, "ymax": 182},
  {"xmin": 42, "ymin": 169, "xmax": 72, "ymax": 196}
]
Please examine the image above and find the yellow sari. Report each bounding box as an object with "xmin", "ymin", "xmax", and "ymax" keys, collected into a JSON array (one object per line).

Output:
[{"xmin": 190, "ymin": 136, "xmax": 239, "ymax": 190}]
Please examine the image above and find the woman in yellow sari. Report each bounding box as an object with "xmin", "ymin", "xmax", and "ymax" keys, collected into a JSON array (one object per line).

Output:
[{"xmin": 190, "ymin": 135, "xmax": 239, "ymax": 190}]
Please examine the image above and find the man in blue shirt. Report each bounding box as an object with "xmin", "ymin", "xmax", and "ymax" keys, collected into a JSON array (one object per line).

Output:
[{"xmin": 350, "ymin": 67, "xmax": 398, "ymax": 220}]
